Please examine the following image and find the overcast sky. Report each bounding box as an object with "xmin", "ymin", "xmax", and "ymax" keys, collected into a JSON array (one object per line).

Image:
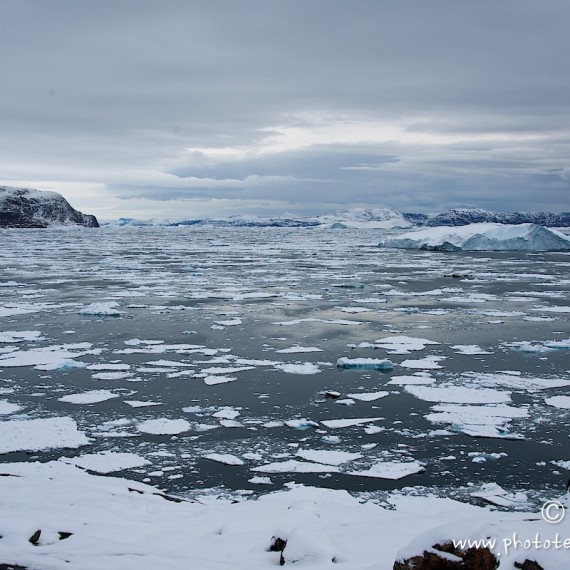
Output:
[{"xmin": 1, "ymin": 1, "xmax": 569, "ymax": 219}]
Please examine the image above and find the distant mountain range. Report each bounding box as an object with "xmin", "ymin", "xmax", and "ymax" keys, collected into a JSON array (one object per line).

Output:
[
  {"xmin": 105, "ymin": 207, "xmax": 570, "ymax": 228},
  {"xmin": 1, "ymin": 186, "xmax": 569, "ymax": 229}
]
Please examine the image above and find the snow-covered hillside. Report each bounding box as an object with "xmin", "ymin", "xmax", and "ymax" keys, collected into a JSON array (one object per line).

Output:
[
  {"xmin": 380, "ymin": 223, "xmax": 570, "ymax": 252},
  {"xmin": 0, "ymin": 187, "xmax": 99, "ymax": 228}
]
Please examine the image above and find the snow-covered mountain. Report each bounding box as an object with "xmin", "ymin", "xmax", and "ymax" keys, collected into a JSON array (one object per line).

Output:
[
  {"xmin": 102, "ymin": 208, "xmax": 570, "ymax": 229},
  {"xmin": 0, "ymin": 187, "xmax": 99, "ymax": 228},
  {"xmin": 417, "ymin": 208, "xmax": 570, "ymax": 227}
]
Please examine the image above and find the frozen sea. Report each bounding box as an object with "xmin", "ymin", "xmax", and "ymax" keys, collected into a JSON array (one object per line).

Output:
[{"xmin": 1, "ymin": 225, "xmax": 569, "ymax": 509}]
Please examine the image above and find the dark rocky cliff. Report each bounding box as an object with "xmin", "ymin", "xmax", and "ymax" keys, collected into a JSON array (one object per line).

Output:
[{"xmin": 0, "ymin": 187, "xmax": 99, "ymax": 228}]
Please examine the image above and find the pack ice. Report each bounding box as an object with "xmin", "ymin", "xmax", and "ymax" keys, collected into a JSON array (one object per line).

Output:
[{"xmin": 380, "ymin": 223, "xmax": 570, "ymax": 251}]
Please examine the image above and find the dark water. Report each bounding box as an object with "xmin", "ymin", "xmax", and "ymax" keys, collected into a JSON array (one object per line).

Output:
[{"xmin": 0, "ymin": 226, "xmax": 569, "ymax": 507}]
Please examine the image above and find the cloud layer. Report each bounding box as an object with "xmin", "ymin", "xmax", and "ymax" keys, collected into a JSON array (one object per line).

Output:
[{"xmin": 1, "ymin": 1, "xmax": 569, "ymax": 218}]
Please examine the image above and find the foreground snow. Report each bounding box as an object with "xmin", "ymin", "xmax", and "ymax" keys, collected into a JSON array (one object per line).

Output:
[
  {"xmin": 0, "ymin": 461, "xmax": 568, "ymax": 570},
  {"xmin": 380, "ymin": 223, "xmax": 570, "ymax": 251}
]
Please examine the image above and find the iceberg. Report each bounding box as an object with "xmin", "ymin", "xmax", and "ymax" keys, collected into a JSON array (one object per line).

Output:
[{"xmin": 380, "ymin": 223, "xmax": 570, "ymax": 252}]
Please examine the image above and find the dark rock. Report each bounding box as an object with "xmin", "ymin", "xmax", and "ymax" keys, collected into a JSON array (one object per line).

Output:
[
  {"xmin": 514, "ymin": 561, "xmax": 545, "ymax": 570},
  {"xmin": 28, "ymin": 530, "xmax": 41, "ymax": 545},
  {"xmin": 393, "ymin": 541, "xmax": 499, "ymax": 569},
  {"xmin": 269, "ymin": 536, "xmax": 287, "ymax": 566},
  {"xmin": 58, "ymin": 531, "xmax": 73, "ymax": 540},
  {"xmin": 0, "ymin": 186, "xmax": 99, "ymax": 228},
  {"xmin": 0, "ymin": 564, "xmax": 29, "ymax": 569}
]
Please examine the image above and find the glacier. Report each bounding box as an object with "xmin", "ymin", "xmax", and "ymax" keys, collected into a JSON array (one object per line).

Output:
[{"xmin": 380, "ymin": 222, "xmax": 570, "ymax": 251}]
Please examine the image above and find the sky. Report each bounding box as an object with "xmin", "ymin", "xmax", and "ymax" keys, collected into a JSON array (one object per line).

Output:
[{"xmin": 1, "ymin": 0, "xmax": 569, "ymax": 220}]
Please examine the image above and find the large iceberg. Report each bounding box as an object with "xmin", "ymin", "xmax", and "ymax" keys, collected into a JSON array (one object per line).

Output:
[{"xmin": 380, "ymin": 223, "xmax": 570, "ymax": 252}]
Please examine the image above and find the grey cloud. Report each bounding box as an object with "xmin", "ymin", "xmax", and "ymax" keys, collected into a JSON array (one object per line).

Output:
[{"xmin": 1, "ymin": 0, "xmax": 570, "ymax": 216}]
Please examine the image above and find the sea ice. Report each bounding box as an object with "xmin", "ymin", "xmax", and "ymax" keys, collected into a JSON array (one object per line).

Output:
[
  {"xmin": 0, "ymin": 399, "xmax": 23, "ymax": 415},
  {"xmin": 203, "ymin": 453, "xmax": 244, "ymax": 466},
  {"xmin": 59, "ymin": 390, "xmax": 119, "ymax": 404},
  {"xmin": 406, "ymin": 385, "xmax": 511, "ymax": 404},
  {"xmin": 61, "ymin": 451, "xmax": 151, "ymax": 473},
  {"xmin": 544, "ymin": 395, "xmax": 570, "ymax": 409},
  {"xmin": 336, "ymin": 357, "xmax": 393, "ymax": 370},
  {"xmin": 296, "ymin": 449, "xmax": 362, "ymax": 466},
  {"xmin": 137, "ymin": 418, "xmax": 191, "ymax": 435},
  {"xmin": 348, "ymin": 460, "xmax": 425, "ymax": 480},
  {"xmin": 0, "ymin": 417, "xmax": 90, "ymax": 453}
]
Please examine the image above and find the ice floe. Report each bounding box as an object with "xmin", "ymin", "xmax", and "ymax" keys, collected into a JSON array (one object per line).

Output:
[
  {"xmin": 405, "ymin": 385, "xmax": 511, "ymax": 404},
  {"xmin": 137, "ymin": 418, "xmax": 191, "ymax": 435},
  {"xmin": 296, "ymin": 449, "xmax": 362, "ymax": 465},
  {"xmin": 61, "ymin": 451, "xmax": 151, "ymax": 473},
  {"xmin": 59, "ymin": 390, "xmax": 119, "ymax": 404},
  {"xmin": 336, "ymin": 357, "xmax": 393, "ymax": 370},
  {"xmin": 203, "ymin": 453, "xmax": 245, "ymax": 466},
  {"xmin": 348, "ymin": 460, "xmax": 425, "ymax": 480},
  {"xmin": 0, "ymin": 417, "xmax": 90, "ymax": 453},
  {"xmin": 544, "ymin": 395, "xmax": 570, "ymax": 409},
  {"xmin": 0, "ymin": 399, "xmax": 23, "ymax": 414}
]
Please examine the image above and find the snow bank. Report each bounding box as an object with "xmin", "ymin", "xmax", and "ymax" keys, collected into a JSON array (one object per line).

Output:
[
  {"xmin": 380, "ymin": 223, "xmax": 570, "ymax": 251},
  {"xmin": 0, "ymin": 461, "xmax": 568, "ymax": 569}
]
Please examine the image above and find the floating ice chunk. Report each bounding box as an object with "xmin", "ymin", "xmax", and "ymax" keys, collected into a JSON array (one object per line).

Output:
[
  {"xmin": 348, "ymin": 460, "xmax": 425, "ymax": 480},
  {"xmin": 451, "ymin": 345, "xmax": 492, "ymax": 355},
  {"xmin": 544, "ymin": 396, "xmax": 570, "ymax": 409},
  {"xmin": 124, "ymin": 400, "xmax": 162, "ymax": 408},
  {"xmin": 337, "ymin": 307, "xmax": 372, "ymax": 313},
  {"xmin": 62, "ymin": 452, "xmax": 151, "ymax": 473},
  {"xmin": 285, "ymin": 418, "xmax": 319, "ymax": 430},
  {"xmin": 399, "ymin": 356, "xmax": 445, "ymax": 369},
  {"xmin": 0, "ymin": 400, "xmax": 23, "ymax": 415},
  {"xmin": 275, "ymin": 346, "xmax": 323, "ymax": 354},
  {"xmin": 534, "ymin": 306, "xmax": 570, "ymax": 313},
  {"xmin": 203, "ymin": 453, "xmax": 244, "ymax": 466},
  {"xmin": 321, "ymin": 417, "xmax": 383, "ymax": 429},
  {"xmin": 374, "ymin": 336, "xmax": 439, "ymax": 354},
  {"xmin": 213, "ymin": 407, "xmax": 240, "ymax": 420},
  {"xmin": 387, "ymin": 374, "xmax": 435, "ymax": 385},
  {"xmin": 203, "ymin": 375, "xmax": 237, "ymax": 385},
  {"xmin": 0, "ymin": 330, "xmax": 44, "ymax": 343},
  {"xmin": 59, "ymin": 390, "xmax": 119, "ymax": 404},
  {"xmin": 425, "ymin": 403, "xmax": 527, "ymax": 440},
  {"xmin": 137, "ymin": 418, "xmax": 191, "ymax": 435},
  {"xmin": 347, "ymin": 391, "xmax": 389, "ymax": 401},
  {"xmin": 336, "ymin": 398, "xmax": 355, "ymax": 405},
  {"xmin": 275, "ymin": 362, "xmax": 321, "ymax": 375},
  {"xmin": 276, "ymin": 318, "xmax": 362, "ymax": 326},
  {"xmin": 296, "ymin": 449, "xmax": 362, "ymax": 466},
  {"xmin": 552, "ymin": 460, "xmax": 570, "ymax": 470},
  {"xmin": 92, "ymin": 371, "xmax": 134, "ymax": 380},
  {"xmin": 214, "ymin": 318, "xmax": 242, "ymax": 326},
  {"xmin": 0, "ymin": 343, "xmax": 94, "ymax": 370},
  {"xmin": 470, "ymin": 483, "xmax": 528, "ymax": 508},
  {"xmin": 79, "ymin": 302, "xmax": 123, "ymax": 316},
  {"xmin": 248, "ymin": 475, "xmax": 273, "ymax": 485},
  {"xmin": 406, "ymin": 385, "xmax": 511, "ymax": 404},
  {"xmin": 200, "ymin": 366, "xmax": 255, "ymax": 375},
  {"xmin": 464, "ymin": 371, "xmax": 570, "ymax": 391},
  {"xmin": 87, "ymin": 363, "xmax": 131, "ymax": 371},
  {"xmin": 0, "ymin": 417, "xmax": 90, "ymax": 453},
  {"xmin": 253, "ymin": 459, "xmax": 340, "ymax": 473},
  {"xmin": 337, "ymin": 357, "xmax": 393, "ymax": 371},
  {"xmin": 219, "ymin": 419, "xmax": 244, "ymax": 428}
]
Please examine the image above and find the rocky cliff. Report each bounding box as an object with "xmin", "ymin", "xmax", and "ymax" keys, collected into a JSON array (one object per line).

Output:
[{"xmin": 0, "ymin": 187, "xmax": 99, "ymax": 228}]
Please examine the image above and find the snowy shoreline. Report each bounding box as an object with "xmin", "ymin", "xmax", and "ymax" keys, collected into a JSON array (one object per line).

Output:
[{"xmin": 1, "ymin": 460, "xmax": 568, "ymax": 570}]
